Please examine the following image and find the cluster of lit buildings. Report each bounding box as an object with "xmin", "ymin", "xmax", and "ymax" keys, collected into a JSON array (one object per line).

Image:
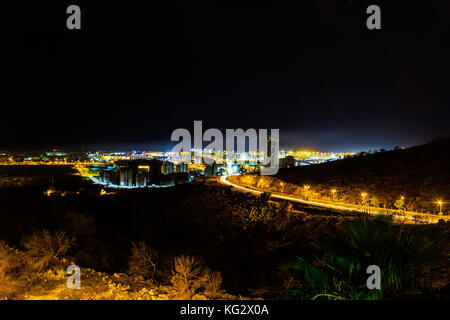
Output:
[
  {"xmin": 0, "ymin": 151, "xmax": 86, "ymax": 164},
  {"xmin": 82, "ymin": 149, "xmax": 351, "ymax": 188},
  {"xmin": 0, "ymin": 149, "xmax": 351, "ymax": 189},
  {"xmin": 92, "ymin": 159, "xmax": 191, "ymax": 188}
]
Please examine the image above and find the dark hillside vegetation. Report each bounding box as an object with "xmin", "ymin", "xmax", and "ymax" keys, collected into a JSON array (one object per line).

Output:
[
  {"xmin": 275, "ymin": 138, "xmax": 450, "ymax": 212},
  {"xmin": 0, "ymin": 174, "xmax": 350, "ymax": 298}
]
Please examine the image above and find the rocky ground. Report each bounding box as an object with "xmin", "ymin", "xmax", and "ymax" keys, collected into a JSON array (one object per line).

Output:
[{"xmin": 21, "ymin": 260, "xmax": 253, "ymax": 300}]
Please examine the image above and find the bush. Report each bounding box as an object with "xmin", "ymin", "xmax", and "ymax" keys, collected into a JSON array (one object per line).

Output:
[
  {"xmin": 171, "ymin": 255, "xmax": 203, "ymax": 299},
  {"xmin": 202, "ymin": 268, "xmax": 223, "ymax": 298},
  {"xmin": 0, "ymin": 240, "xmax": 30, "ymax": 299},
  {"xmin": 21, "ymin": 229, "xmax": 75, "ymax": 270},
  {"xmin": 170, "ymin": 255, "xmax": 224, "ymax": 299},
  {"xmin": 128, "ymin": 242, "xmax": 158, "ymax": 282}
]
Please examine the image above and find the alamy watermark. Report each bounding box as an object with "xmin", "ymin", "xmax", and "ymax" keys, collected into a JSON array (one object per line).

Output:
[
  {"xmin": 66, "ymin": 264, "xmax": 81, "ymax": 289},
  {"xmin": 66, "ymin": 5, "xmax": 81, "ymax": 30},
  {"xmin": 171, "ymin": 121, "xmax": 279, "ymax": 175},
  {"xmin": 366, "ymin": 265, "xmax": 381, "ymax": 290}
]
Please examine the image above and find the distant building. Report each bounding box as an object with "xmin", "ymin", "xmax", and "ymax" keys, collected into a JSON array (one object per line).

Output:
[
  {"xmin": 147, "ymin": 159, "xmax": 163, "ymax": 185},
  {"xmin": 119, "ymin": 166, "xmax": 133, "ymax": 187},
  {"xmin": 279, "ymin": 157, "xmax": 286, "ymax": 169},
  {"xmin": 99, "ymin": 167, "xmax": 119, "ymax": 185},
  {"xmin": 286, "ymin": 156, "xmax": 295, "ymax": 167},
  {"xmin": 96, "ymin": 158, "xmax": 191, "ymax": 188},
  {"xmin": 108, "ymin": 159, "xmax": 162, "ymax": 187},
  {"xmin": 136, "ymin": 165, "xmax": 149, "ymax": 187},
  {"xmin": 160, "ymin": 173, "xmax": 175, "ymax": 186},
  {"xmin": 204, "ymin": 163, "xmax": 219, "ymax": 176},
  {"xmin": 279, "ymin": 155, "xmax": 295, "ymax": 169},
  {"xmin": 162, "ymin": 162, "xmax": 174, "ymax": 174},
  {"xmin": 176, "ymin": 163, "xmax": 189, "ymax": 173}
]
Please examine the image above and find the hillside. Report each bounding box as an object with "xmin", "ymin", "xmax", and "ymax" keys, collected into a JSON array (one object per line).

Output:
[{"xmin": 272, "ymin": 138, "xmax": 450, "ymax": 213}]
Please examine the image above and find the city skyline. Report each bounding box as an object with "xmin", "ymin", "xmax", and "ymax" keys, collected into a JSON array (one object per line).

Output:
[{"xmin": 0, "ymin": 135, "xmax": 437, "ymax": 154}]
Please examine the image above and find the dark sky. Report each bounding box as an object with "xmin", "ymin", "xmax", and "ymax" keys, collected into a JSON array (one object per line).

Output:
[{"xmin": 1, "ymin": 1, "xmax": 449, "ymax": 152}]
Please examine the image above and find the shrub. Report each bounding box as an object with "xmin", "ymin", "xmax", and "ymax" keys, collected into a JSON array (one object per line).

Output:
[
  {"xmin": 0, "ymin": 240, "xmax": 30, "ymax": 299},
  {"xmin": 170, "ymin": 255, "xmax": 204, "ymax": 299},
  {"xmin": 202, "ymin": 268, "xmax": 223, "ymax": 298},
  {"xmin": 170, "ymin": 255, "xmax": 224, "ymax": 299},
  {"xmin": 128, "ymin": 242, "xmax": 158, "ymax": 282},
  {"xmin": 21, "ymin": 229, "xmax": 75, "ymax": 270}
]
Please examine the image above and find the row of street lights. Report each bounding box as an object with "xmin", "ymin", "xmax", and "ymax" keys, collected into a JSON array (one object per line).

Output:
[
  {"xmin": 358, "ymin": 191, "xmax": 445, "ymax": 215},
  {"xmin": 275, "ymin": 180, "xmax": 445, "ymax": 215},
  {"xmin": 327, "ymin": 186, "xmax": 444, "ymax": 215}
]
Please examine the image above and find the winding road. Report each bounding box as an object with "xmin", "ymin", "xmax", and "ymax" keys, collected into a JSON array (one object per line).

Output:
[{"xmin": 219, "ymin": 175, "xmax": 448, "ymax": 224}]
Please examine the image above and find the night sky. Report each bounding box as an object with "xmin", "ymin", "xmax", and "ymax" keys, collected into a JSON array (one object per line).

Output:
[{"xmin": 2, "ymin": 1, "xmax": 449, "ymax": 152}]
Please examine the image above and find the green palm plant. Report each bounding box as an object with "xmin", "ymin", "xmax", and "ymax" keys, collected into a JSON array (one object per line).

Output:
[{"xmin": 283, "ymin": 214, "xmax": 446, "ymax": 300}]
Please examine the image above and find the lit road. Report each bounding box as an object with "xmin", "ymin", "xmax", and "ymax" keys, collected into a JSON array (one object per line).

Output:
[{"xmin": 219, "ymin": 175, "xmax": 448, "ymax": 224}]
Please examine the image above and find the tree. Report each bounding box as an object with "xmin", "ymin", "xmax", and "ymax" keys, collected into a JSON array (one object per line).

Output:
[
  {"xmin": 171, "ymin": 255, "xmax": 203, "ymax": 299},
  {"xmin": 21, "ymin": 230, "xmax": 75, "ymax": 270},
  {"xmin": 369, "ymin": 197, "xmax": 378, "ymax": 207},
  {"xmin": 202, "ymin": 268, "xmax": 223, "ymax": 298},
  {"xmin": 128, "ymin": 242, "xmax": 159, "ymax": 282},
  {"xmin": 394, "ymin": 198, "xmax": 405, "ymax": 211},
  {"xmin": 170, "ymin": 255, "xmax": 224, "ymax": 299}
]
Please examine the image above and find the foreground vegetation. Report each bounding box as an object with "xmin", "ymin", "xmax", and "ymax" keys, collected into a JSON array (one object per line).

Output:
[
  {"xmin": 0, "ymin": 231, "xmax": 240, "ymax": 300},
  {"xmin": 283, "ymin": 214, "xmax": 448, "ymax": 300}
]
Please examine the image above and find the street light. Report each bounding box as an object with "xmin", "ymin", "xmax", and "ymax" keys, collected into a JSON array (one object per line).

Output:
[
  {"xmin": 303, "ymin": 185, "xmax": 310, "ymax": 199},
  {"xmin": 331, "ymin": 189, "xmax": 337, "ymax": 201},
  {"xmin": 361, "ymin": 192, "xmax": 367, "ymax": 212},
  {"xmin": 280, "ymin": 182, "xmax": 284, "ymax": 193},
  {"xmin": 398, "ymin": 196, "xmax": 406, "ymax": 212},
  {"xmin": 436, "ymin": 200, "xmax": 443, "ymax": 215}
]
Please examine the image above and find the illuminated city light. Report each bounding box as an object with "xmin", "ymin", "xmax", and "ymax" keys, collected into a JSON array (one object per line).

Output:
[{"xmin": 436, "ymin": 200, "xmax": 444, "ymax": 215}]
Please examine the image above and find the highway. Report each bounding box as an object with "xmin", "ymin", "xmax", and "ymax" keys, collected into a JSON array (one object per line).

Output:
[{"xmin": 219, "ymin": 175, "xmax": 448, "ymax": 224}]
